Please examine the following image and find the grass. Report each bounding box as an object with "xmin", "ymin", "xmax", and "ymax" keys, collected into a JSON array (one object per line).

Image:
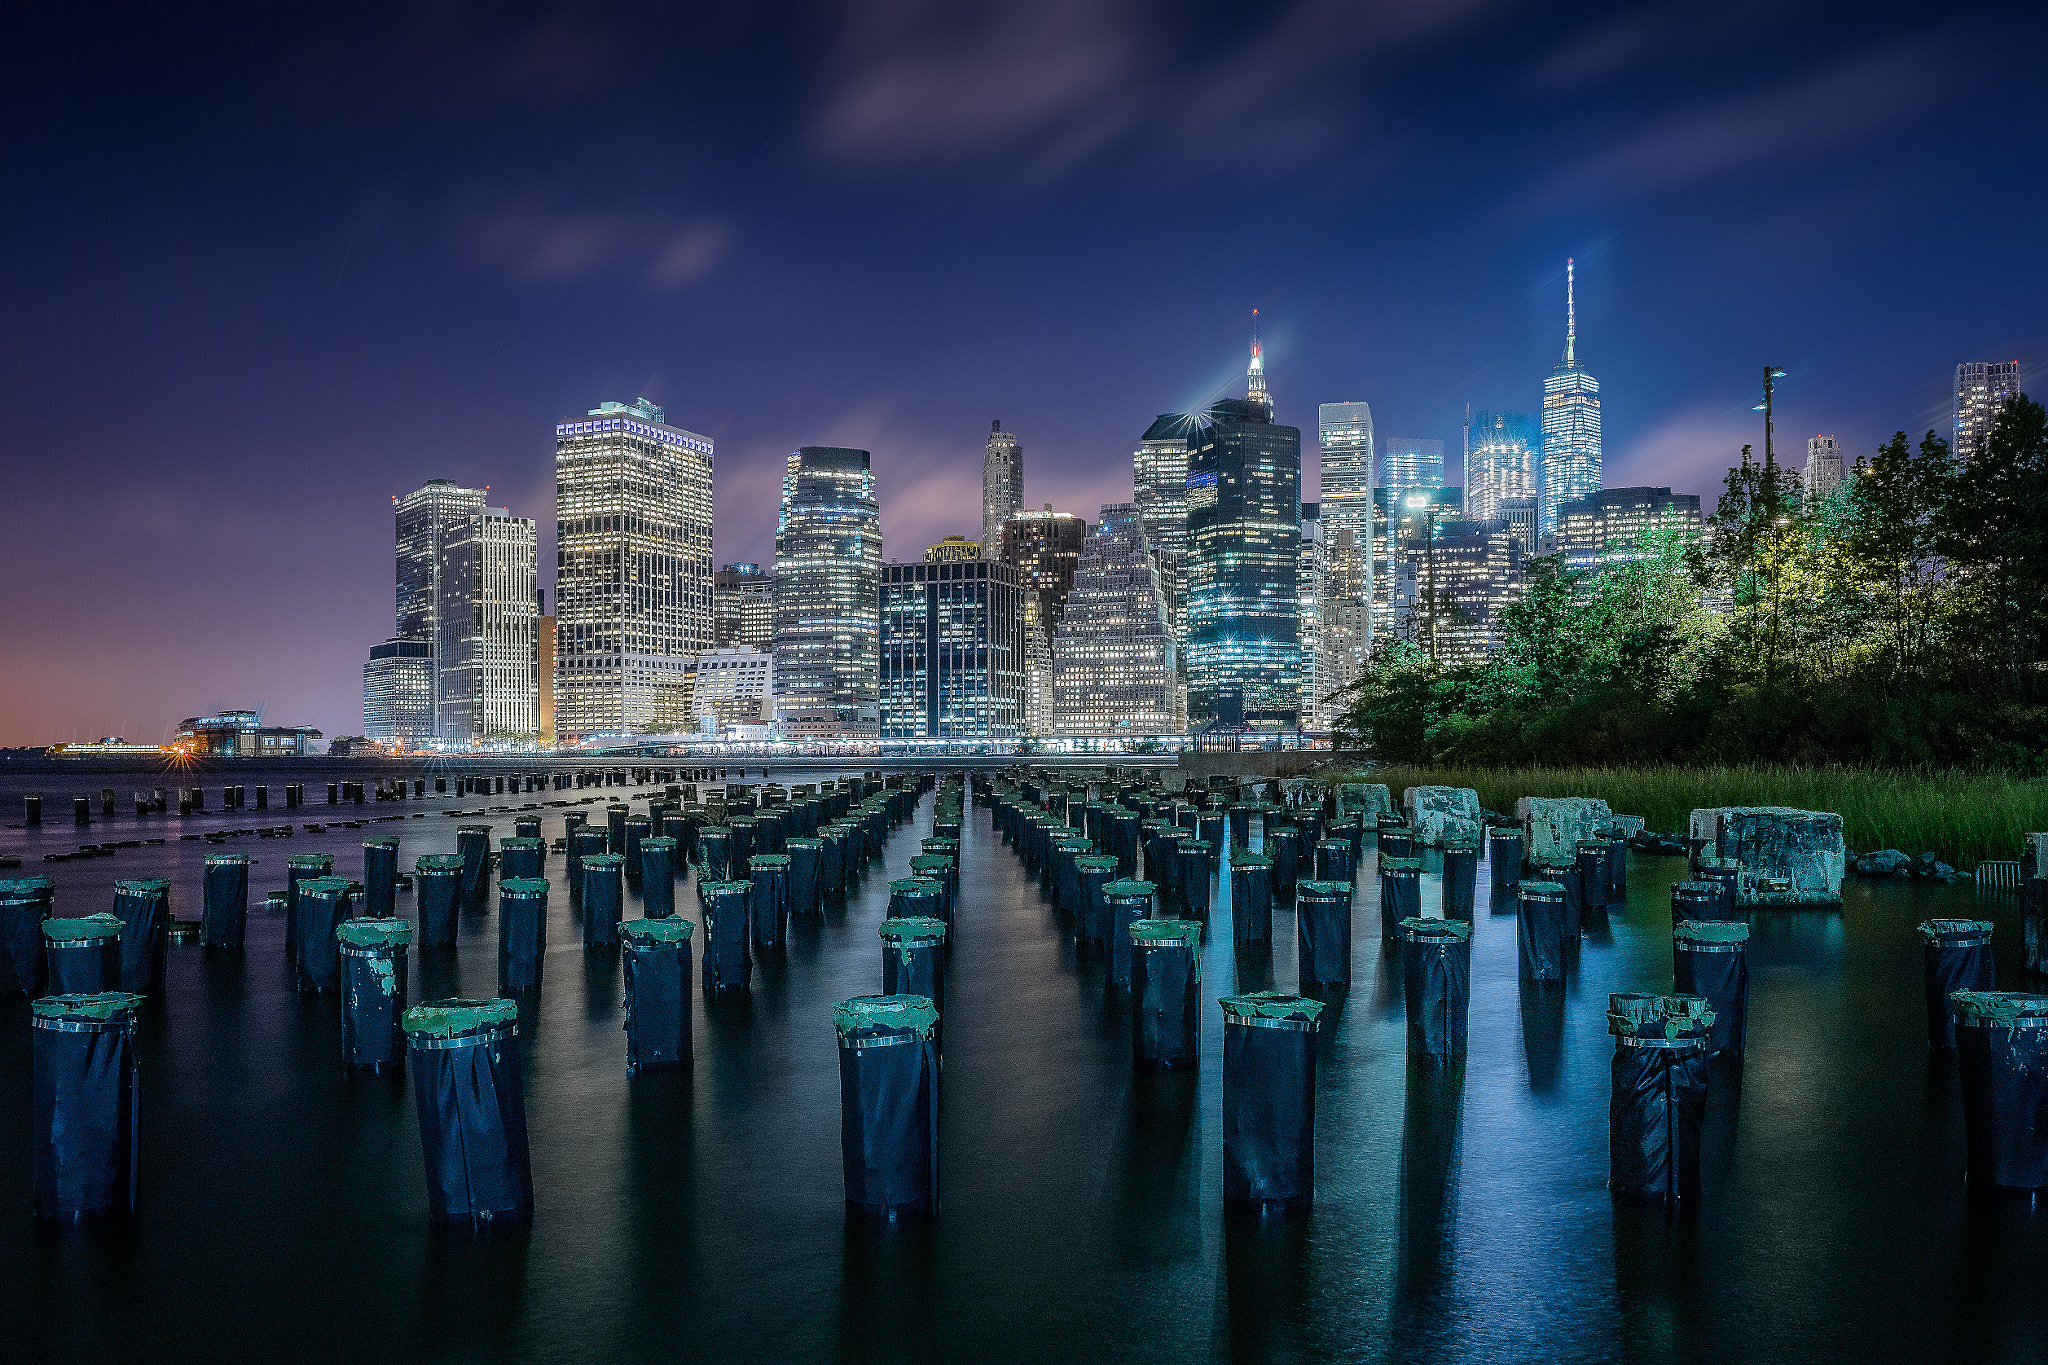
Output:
[{"xmin": 1325, "ymin": 765, "xmax": 2048, "ymax": 871}]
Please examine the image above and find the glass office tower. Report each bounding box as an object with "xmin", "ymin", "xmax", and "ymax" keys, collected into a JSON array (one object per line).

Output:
[
  {"xmin": 879, "ymin": 559, "xmax": 1025, "ymax": 738},
  {"xmin": 393, "ymin": 478, "xmax": 485, "ymax": 736},
  {"xmin": 438, "ymin": 508, "xmax": 539, "ymax": 744},
  {"xmin": 1379, "ymin": 437, "xmax": 1446, "ymax": 500},
  {"xmin": 772, "ymin": 446, "xmax": 883, "ymax": 737},
  {"xmin": 554, "ymin": 397, "xmax": 715, "ymax": 739},
  {"xmin": 1185, "ymin": 398, "xmax": 1302, "ymax": 729},
  {"xmin": 1540, "ymin": 259, "xmax": 1602, "ymax": 536},
  {"xmin": 1465, "ymin": 408, "xmax": 1539, "ymax": 523},
  {"xmin": 1053, "ymin": 503, "xmax": 1181, "ymax": 735}
]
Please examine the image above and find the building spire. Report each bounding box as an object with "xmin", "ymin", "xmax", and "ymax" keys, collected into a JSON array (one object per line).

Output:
[
  {"xmin": 1247, "ymin": 308, "xmax": 1271, "ymax": 412},
  {"xmin": 1561, "ymin": 258, "xmax": 1577, "ymax": 369}
]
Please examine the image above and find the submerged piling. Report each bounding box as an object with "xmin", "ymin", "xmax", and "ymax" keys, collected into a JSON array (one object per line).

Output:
[
  {"xmin": 621, "ymin": 918, "xmax": 693, "ymax": 1073},
  {"xmin": 110, "ymin": 879, "xmax": 172, "ymax": 994},
  {"xmin": 0, "ymin": 876, "xmax": 56, "ymax": 996},
  {"xmin": 32, "ymin": 991, "xmax": 146, "ymax": 1222},
  {"xmin": 640, "ymin": 838, "xmax": 677, "ymax": 918},
  {"xmin": 1673, "ymin": 920, "xmax": 1750, "ymax": 1059},
  {"xmin": 402, "ymin": 999, "xmax": 532, "ymax": 1231},
  {"xmin": 1516, "ymin": 880, "xmax": 1567, "ymax": 983},
  {"xmin": 498, "ymin": 878, "xmax": 550, "ymax": 994},
  {"xmin": 1920, "ymin": 920, "xmax": 1995, "ymax": 1051},
  {"xmin": 699, "ymin": 881, "xmax": 753, "ymax": 992},
  {"xmin": 1951, "ymin": 992, "xmax": 2048, "ymax": 1192},
  {"xmin": 1606, "ymin": 994, "xmax": 1715, "ymax": 1207},
  {"xmin": 1295, "ymin": 880, "xmax": 1353, "ymax": 993},
  {"xmin": 835, "ymin": 995, "xmax": 941, "ymax": 1222},
  {"xmin": 416, "ymin": 855, "xmax": 464, "ymax": 949},
  {"xmin": 339, "ymin": 918, "xmax": 412, "ymax": 1071},
  {"xmin": 580, "ymin": 855, "xmax": 623, "ymax": 947},
  {"xmin": 880, "ymin": 916, "xmax": 947, "ymax": 1013},
  {"xmin": 1131, "ymin": 918, "xmax": 1202, "ymax": 1068},
  {"xmin": 364, "ymin": 837, "xmax": 401, "ymax": 918},
  {"xmin": 201, "ymin": 855, "xmax": 250, "ymax": 950},
  {"xmin": 292, "ymin": 877, "xmax": 355, "ymax": 994},
  {"xmin": 43, "ymin": 915, "xmax": 122, "ymax": 995},
  {"xmin": 1402, "ymin": 917, "xmax": 1473, "ymax": 1062},
  {"xmin": 1220, "ymin": 992, "xmax": 1323, "ymax": 1215}
]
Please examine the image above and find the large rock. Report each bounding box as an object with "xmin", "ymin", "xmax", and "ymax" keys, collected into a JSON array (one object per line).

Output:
[
  {"xmin": 1404, "ymin": 785, "xmax": 1482, "ymax": 847},
  {"xmin": 1335, "ymin": 783, "xmax": 1394, "ymax": 821},
  {"xmin": 2028, "ymin": 832, "xmax": 2048, "ymax": 879},
  {"xmin": 1707, "ymin": 806, "xmax": 1845, "ymax": 907},
  {"xmin": 1598, "ymin": 814, "xmax": 1647, "ymax": 840},
  {"xmin": 1515, "ymin": 796, "xmax": 1613, "ymax": 870}
]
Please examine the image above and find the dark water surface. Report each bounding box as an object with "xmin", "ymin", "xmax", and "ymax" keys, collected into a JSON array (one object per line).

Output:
[{"xmin": 1, "ymin": 770, "xmax": 2045, "ymax": 1364}]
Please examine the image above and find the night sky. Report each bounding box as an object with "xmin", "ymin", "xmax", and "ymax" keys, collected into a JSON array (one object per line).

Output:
[{"xmin": 4, "ymin": 1, "xmax": 2041, "ymax": 746}]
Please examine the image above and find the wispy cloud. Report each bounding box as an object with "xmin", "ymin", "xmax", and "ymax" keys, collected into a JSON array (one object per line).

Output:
[
  {"xmin": 810, "ymin": 0, "xmax": 1502, "ymax": 180},
  {"xmin": 457, "ymin": 194, "xmax": 733, "ymax": 288},
  {"xmin": 1544, "ymin": 40, "xmax": 1953, "ymax": 201}
]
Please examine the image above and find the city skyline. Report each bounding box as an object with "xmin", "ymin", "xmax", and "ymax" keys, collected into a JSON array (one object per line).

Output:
[{"xmin": 5, "ymin": 3, "xmax": 2043, "ymax": 745}]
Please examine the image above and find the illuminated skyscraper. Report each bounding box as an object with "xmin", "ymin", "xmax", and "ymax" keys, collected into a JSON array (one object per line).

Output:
[
  {"xmin": 1134, "ymin": 412, "xmax": 1194, "ymax": 640},
  {"xmin": 1317, "ymin": 402, "xmax": 1375, "ymax": 560},
  {"xmin": 1000, "ymin": 507, "xmax": 1088, "ymax": 735},
  {"xmin": 393, "ymin": 478, "xmax": 485, "ymax": 734},
  {"xmin": 713, "ymin": 563, "xmax": 775, "ymax": 648},
  {"xmin": 1053, "ymin": 503, "xmax": 1180, "ymax": 735},
  {"xmin": 772, "ymin": 446, "xmax": 882, "ymax": 737},
  {"xmin": 363, "ymin": 639, "xmax": 434, "ymax": 749},
  {"xmin": 982, "ymin": 420, "xmax": 1023, "ymax": 557},
  {"xmin": 1804, "ymin": 436, "xmax": 1846, "ymax": 500},
  {"xmin": 1379, "ymin": 437, "xmax": 1445, "ymax": 500},
  {"xmin": 1297, "ymin": 503, "xmax": 1327, "ymax": 727},
  {"xmin": 1390, "ymin": 517, "xmax": 1526, "ymax": 664},
  {"xmin": 437, "ymin": 508, "xmax": 539, "ymax": 744},
  {"xmin": 880, "ymin": 559, "xmax": 1026, "ymax": 738},
  {"xmin": 1247, "ymin": 308, "xmax": 1272, "ymax": 415},
  {"xmin": 554, "ymin": 398, "xmax": 714, "ymax": 739},
  {"xmin": 1465, "ymin": 408, "xmax": 1539, "ymax": 522},
  {"xmin": 1540, "ymin": 259, "xmax": 1602, "ymax": 536},
  {"xmin": 1186, "ymin": 395, "xmax": 1301, "ymax": 730},
  {"xmin": 1555, "ymin": 487, "xmax": 1701, "ymax": 572},
  {"xmin": 1955, "ymin": 361, "xmax": 2020, "ymax": 458},
  {"xmin": 925, "ymin": 535, "xmax": 982, "ymax": 562}
]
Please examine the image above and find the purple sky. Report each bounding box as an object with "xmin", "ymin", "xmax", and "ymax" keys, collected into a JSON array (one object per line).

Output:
[{"xmin": 3, "ymin": 1, "xmax": 2041, "ymax": 745}]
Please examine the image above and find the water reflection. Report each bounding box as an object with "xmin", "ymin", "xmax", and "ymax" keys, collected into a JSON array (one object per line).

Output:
[
  {"xmin": 413, "ymin": 1228, "xmax": 530, "ymax": 1361},
  {"xmin": 1096, "ymin": 1069, "xmax": 1200, "ymax": 1267},
  {"xmin": 1391, "ymin": 1065, "xmax": 1465, "ymax": 1358},
  {"xmin": 1519, "ymin": 979, "xmax": 1566, "ymax": 1094}
]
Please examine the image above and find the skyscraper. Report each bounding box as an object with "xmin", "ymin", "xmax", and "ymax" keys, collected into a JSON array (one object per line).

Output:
[
  {"xmin": 880, "ymin": 559, "xmax": 1026, "ymax": 738},
  {"xmin": 1540, "ymin": 259, "xmax": 1602, "ymax": 536},
  {"xmin": 1378, "ymin": 438, "xmax": 1446, "ymax": 500},
  {"xmin": 1804, "ymin": 435, "xmax": 1846, "ymax": 500},
  {"xmin": 982, "ymin": 420, "xmax": 1023, "ymax": 557},
  {"xmin": 362, "ymin": 639, "xmax": 434, "ymax": 748},
  {"xmin": 1955, "ymin": 361, "xmax": 2020, "ymax": 458},
  {"xmin": 773, "ymin": 446, "xmax": 882, "ymax": 737},
  {"xmin": 1134, "ymin": 413, "xmax": 1194, "ymax": 640},
  {"xmin": 713, "ymin": 563, "xmax": 775, "ymax": 648},
  {"xmin": 1297, "ymin": 503, "xmax": 1326, "ymax": 727},
  {"xmin": 437, "ymin": 507, "xmax": 539, "ymax": 744},
  {"xmin": 1555, "ymin": 487, "xmax": 1702, "ymax": 572},
  {"xmin": 1186, "ymin": 394, "xmax": 1301, "ymax": 730},
  {"xmin": 1373, "ymin": 486, "xmax": 1462, "ymax": 640},
  {"xmin": 925, "ymin": 536, "xmax": 981, "ymax": 562},
  {"xmin": 393, "ymin": 478, "xmax": 485, "ymax": 734},
  {"xmin": 999, "ymin": 507, "xmax": 1089, "ymax": 736},
  {"xmin": 1465, "ymin": 408, "xmax": 1540, "ymax": 522},
  {"xmin": 1316, "ymin": 401, "xmax": 1375, "ymax": 557},
  {"xmin": 1389, "ymin": 517, "xmax": 1526, "ymax": 665},
  {"xmin": 554, "ymin": 398, "xmax": 714, "ymax": 739},
  {"xmin": 1053, "ymin": 503, "xmax": 1181, "ymax": 735}
]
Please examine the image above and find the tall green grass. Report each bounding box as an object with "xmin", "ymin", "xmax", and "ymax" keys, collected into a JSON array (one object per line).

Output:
[{"xmin": 1328, "ymin": 765, "xmax": 2048, "ymax": 870}]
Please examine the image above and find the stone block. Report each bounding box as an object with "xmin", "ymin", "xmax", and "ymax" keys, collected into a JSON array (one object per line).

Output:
[
  {"xmin": 1336, "ymin": 783, "xmax": 1394, "ymax": 821},
  {"xmin": 1515, "ymin": 796, "xmax": 1613, "ymax": 869},
  {"xmin": 2027, "ymin": 832, "xmax": 2048, "ymax": 879},
  {"xmin": 1403, "ymin": 785, "xmax": 1481, "ymax": 847},
  {"xmin": 1711, "ymin": 807, "xmax": 1845, "ymax": 907},
  {"xmin": 1598, "ymin": 814, "xmax": 1647, "ymax": 840}
]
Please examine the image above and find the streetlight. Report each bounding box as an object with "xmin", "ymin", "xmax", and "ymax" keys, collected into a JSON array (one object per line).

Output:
[{"xmin": 1405, "ymin": 492, "xmax": 1440, "ymax": 663}]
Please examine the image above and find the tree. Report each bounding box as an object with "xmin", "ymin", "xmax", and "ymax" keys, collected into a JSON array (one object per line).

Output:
[{"xmin": 1936, "ymin": 395, "xmax": 2048, "ymax": 691}]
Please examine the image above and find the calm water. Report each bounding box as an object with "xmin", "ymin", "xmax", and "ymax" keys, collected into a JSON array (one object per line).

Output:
[{"xmin": 1, "ymin": 768, "xmax": 2044, "ymax": 1364}]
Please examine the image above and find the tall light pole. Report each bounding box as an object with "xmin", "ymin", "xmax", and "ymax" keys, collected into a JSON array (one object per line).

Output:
[{"xmin": 1406, "ymin": 492, "xmax": 1439, "ymax": 663}]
